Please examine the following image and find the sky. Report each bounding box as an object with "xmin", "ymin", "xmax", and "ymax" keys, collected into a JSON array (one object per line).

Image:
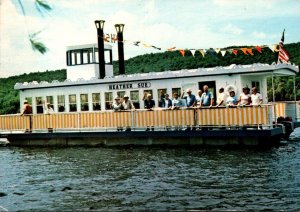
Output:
[{"xmin": 0, "ymin": 0, "xmax": 300, "ymax": 78}]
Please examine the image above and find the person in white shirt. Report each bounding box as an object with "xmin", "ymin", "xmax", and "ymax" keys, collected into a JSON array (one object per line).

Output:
[
  {"xmin": 251, "ymin": 87, "xmax": 262, "ymax": 106},
  {"xmin": 122, "ymin": 95, "xmax": 135, "ymax": 110},
  {"xmin": 44, "ymin": 102, "xmax": 54, "ymax": 114},
  {"xmin": 196, "ymin": 90, "xmax": 203, "ymax": 107},
  {"xmin": 216, "ymin": 87, "xmax": 227, "ymax": 107},
  {"xmin": 238, "ymin": 87, "xmax": 251, "ymax": 106}
]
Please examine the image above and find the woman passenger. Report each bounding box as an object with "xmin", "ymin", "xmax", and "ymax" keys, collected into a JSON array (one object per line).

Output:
[
  {"xmin": 238, "ymin": 87, "xmax": 251, "ymax": 106},
  {"xmin": 226, "ymin": 91, "xmax": 238, "ymax": 107}
]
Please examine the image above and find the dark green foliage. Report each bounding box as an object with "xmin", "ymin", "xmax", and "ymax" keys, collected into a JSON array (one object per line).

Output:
[{"xmin": 0, "ymin": 69, "xmax": 66, "ymax": 114}]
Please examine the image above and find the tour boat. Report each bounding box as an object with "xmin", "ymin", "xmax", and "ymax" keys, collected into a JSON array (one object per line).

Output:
[{"xmin": 0, "ymin": 42, "xmax": 299, "ymax": 147}]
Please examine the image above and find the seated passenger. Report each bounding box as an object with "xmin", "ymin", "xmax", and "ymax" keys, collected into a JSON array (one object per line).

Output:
[
  {"xmin": 238, "ymin": 87, "xmax": 251, "ymax": 106},
  {"xmin": 172, "ymin": 93, "xmax": 184, "ymax": 109},
  {"xmin": 122, "ymin": 95, "xmax": 135, "ymax": 110},
  {"xmin": 161, "ymin": 93, "xmax": 172, "ymax": 109},
  {"xmin": 216, "ymin": 87, "xmax": 227, "ymax": 107},
  {"xmin": 226, "ymin": 91, "xmax": 238, "ymax": 107}
]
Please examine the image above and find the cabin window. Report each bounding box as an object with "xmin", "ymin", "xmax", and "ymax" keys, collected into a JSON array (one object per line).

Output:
[
  {"xmin": 71, "ymin": 52, "xmax": 76, "ymax": 65},
  {"xmin": 70, "ymin": 50, "xmax": 82, "ymax": 65},
  {"xmin": 69, "ymin": 94, "xmax": 77, "ymax": 112},
  {"xmin": 92, "ymin": 93, "xmax": 101, "ymax": 111},
  {"xmin": 76, "ymin": 51, "xmax": 81, "ymax": 64},
  {"xmin": 80, "ymin": 94, "xmax": 89, "ymax": 111},
  {"xmin": 94, "ymin": 48, "xmax": 112, "ymax": 64},
  {"xmin": 172, "ymin": 88, "xmax": 181, "ymax": 97},
  {"xmin": 35, "ymin": 97, "xmax": 43, "ymax": 114},
  {"xmin": 57, "ymin": 95, "xmax": 65, "ymax": 112},
  {"xmin": 251, "ymin": 81, "xmax": 260, "ymax": 93},
  {"xmin": 130, "ymin": 90, "xmax": 140, "ymax": 109},
  {"xmin": 117, "ymin": 91, "xmax": 125, "ymax": 99},
  {"xmin": 82, "ymin": 50, "xmax": 89, "ymax": 64},
  {"xmin": 25, "ymin": 97, "xmax": 32, "ymax": 105},
  {"xmin": 104, "ymin": 49, "xmax": 112, "ymax": 64},
  {"xmin": 94, "ymin": 50, "xmax": 99, "ymax": 63},
  {"xmin": 46, "ymin": 96, "xmax": 54, "ymax": 110},
  {"xmin": 66, "ymin": 51, "xmax": 71, "ymax": 66},
  {"xmin": 82, "ymin": 48, "xmax": 93, "ymax": 64},
  {"xmin": 157, "ymin": 89, "xmax": 167, "ymax": 107},
  {"xmin": 105, "ymin": 92, "xmax": 113, "ymax": 110}
]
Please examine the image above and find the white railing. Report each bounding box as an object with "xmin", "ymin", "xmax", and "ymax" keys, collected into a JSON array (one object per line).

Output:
[{"xmin": 0, "ymin": 105, "xmax": 274, "ymax": 132}]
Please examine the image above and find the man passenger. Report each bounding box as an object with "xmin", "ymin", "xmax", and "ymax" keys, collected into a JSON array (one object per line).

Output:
[
  {"xmin": 172, "ymin": 93, "xmax": 184, "ymax": 109},
  {"xmin": 122, "ymin": 95, "xmax": 135, "ymax": 110},
  {"xmin": 21, "ymin": 100, "xmax": 33, "ymax": 133},
  {"xmin": 200, "ymin": 85, "xmax": 214, "ymax": 107},
  {"xmin": 181, "ymin": 88, "xmax": 196, "ymax": 108}
]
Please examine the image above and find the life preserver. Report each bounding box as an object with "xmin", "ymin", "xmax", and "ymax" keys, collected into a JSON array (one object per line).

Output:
[{"xmin": 225, "ymin": 85, "xmax": 237, "ymax": 95}]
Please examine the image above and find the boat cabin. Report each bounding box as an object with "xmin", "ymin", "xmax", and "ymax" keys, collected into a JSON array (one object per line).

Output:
[{"xmin": 14, "ymin": 44, "xmax": 299, "ymax": 114}]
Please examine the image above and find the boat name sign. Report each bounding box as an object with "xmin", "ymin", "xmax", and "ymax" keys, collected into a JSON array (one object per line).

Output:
[{"xmin": 108, "ymin": 82, "xmax": 151, "ymax": 90}]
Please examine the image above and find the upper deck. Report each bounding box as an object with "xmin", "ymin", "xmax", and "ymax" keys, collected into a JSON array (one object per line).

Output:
[{"xmin": 14, "ymin": 63, "xmax": 299, "ymax": 90}]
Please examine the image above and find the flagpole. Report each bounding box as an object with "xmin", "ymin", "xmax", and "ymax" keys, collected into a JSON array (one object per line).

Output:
[
  {"xmin": 272, "ymin": 72, "xmax": 277, "ymax": 122},
  {"xmin": 294, "ymin": 75, "xmax": 297, "ymax": 121}
]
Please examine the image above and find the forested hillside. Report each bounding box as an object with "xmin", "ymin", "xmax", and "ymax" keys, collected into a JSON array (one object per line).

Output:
[
  {"xmin": 0, "ymin": 42, "xmax": 299, "ymax": 115},
  {"xmin": 0, "ymin": 70, "xmax": 66, "ymax": 114}
]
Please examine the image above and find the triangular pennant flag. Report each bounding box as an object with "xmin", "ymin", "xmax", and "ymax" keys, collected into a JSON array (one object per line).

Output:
[
  {"xmin": 241, "ymin": 48, "xmax": 248, "ymax": 55},
  {"xmin": 199, "ymin": 50, "xmax": 205, "ymax": 57},
  {"xmin": 111, "ymin": 37, "xmax": 118, "ymax": 42},
  {"xmin": 221, "ymin": 50, "xmax": 226, "ymax": 56},
  {"xmin": 143, "ymin": 43, "xmax": 152, "ymax": 48},
  {"xmin": 232, "ymin": 49, "xmax": 238, "ymax": 55},
  {"xmin": 256, "ymin": 46, "xmax": 262, "ymax": 53},
  {"xmin": 179, "ymin": 49, "xmax": 185, "ymax": 57},
  {"xmin": 247, "ymin": 48, "xmax": 254, "ymax": 56},
  {"xmin": 215, "ymin": 48, "xmax": 221, "ymax": 54},
  {"xmin": 167, "ymin": 46, "xmax": 176, "ymax": 51},
  {"xmin": 133, "ymin": 41, "xmax": 141, "ymax": 46},
  {"xmin": 152, "ymin": 45, "xmax": 161, "ymax": 50},
  {"xmin": 102, "ymin": 36, "xmax": 110, "ymax": 42},
  {"xmin": 102, "ymin": 34, "xmax": 110, "ymax": 42},
  {"xmin": 268, "ymin": 45, "xmax": 274, "ymax": 52},
  {"xmin": 273, "ymin": 44, "xmax": 279, "ymax": 52},
  {"xmin": 190, "ymin": 50, "xmax": 196, "ymax": 57}
]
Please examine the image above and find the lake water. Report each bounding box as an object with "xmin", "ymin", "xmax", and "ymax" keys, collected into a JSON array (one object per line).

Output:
[{"xmin": 1, "ymin": 141, "xmax": 300, "ymax": 211}]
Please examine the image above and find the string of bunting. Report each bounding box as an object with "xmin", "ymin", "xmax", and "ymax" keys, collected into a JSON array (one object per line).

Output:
[{"xmin": 100, "ymin": 34, "xmax": 280, "ymax": 57}]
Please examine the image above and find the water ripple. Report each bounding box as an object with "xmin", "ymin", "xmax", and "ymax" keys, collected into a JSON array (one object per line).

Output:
[{"xmin": 1, "ymin": 143, "xmax": 300, "ymax": 211}]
